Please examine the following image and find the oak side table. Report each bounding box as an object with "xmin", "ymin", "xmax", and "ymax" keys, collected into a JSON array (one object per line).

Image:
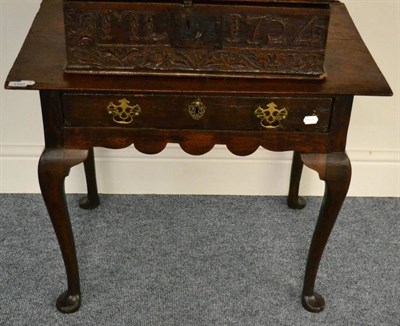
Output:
[{"xmin": 5, "ymin": 0, "xmax": 392, "ymax": 314}]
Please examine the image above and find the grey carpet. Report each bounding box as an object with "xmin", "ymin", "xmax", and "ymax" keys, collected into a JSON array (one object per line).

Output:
[{"xmin": 0, "ymin": 194, "xmax": 399, "ymax": 326}]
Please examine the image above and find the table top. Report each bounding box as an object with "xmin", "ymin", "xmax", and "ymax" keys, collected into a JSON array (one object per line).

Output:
[{"xmin": 5, "ymin": 0, "xmax": 392, "ymax": 96}]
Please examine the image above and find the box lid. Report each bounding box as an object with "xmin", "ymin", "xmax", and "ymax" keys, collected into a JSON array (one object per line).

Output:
[{"xmin": 64, "ymin": 0, "xmax": 338, "ymax": 3}]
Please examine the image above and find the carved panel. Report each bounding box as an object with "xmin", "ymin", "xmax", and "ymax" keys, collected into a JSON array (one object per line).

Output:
[{"xmin": 64, "ymin": 2, "xmax": 330, "ymax": 78}]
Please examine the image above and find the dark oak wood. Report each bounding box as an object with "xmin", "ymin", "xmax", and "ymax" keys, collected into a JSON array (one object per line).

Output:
[
  {"xmin": 5, "ymin": 0, "xmax": 392, "ymax": 96},
  {"xmin": 39, "ymin": 91, "xmax": 64, "ymax": 147},
  {"xmin": 5, "ymin": 0, "xmax": 392, "ymax": 315},
  {"xmin": 63, "ymin": 94, "xmax": 332, "ymax": 132},
  {"xmin": 79, "ymin": 148, "xmax": 100, "ymax": 210},
  {"xmin": 63, "ymin": 1, "xmax": 330, "ymax": 79},
  {"xmin": 63, "ymin": 128, "xmax": 332, "ymax": 154},
  {"xmin": 300, "ymin": 152, "xmax": 351, "ymax": 312},
  {"xmin": 287, "ymin": 151, "xmax": 306, "ymax": 209},
  {"xmin": 38, "ymin": 148, "xmax": 89, "ymax": 313}
]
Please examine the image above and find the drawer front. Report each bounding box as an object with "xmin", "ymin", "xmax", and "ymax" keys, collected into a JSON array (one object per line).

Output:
[{"xmin": 62, "ymin": 94, "xmax": 332, "ymax": 133}]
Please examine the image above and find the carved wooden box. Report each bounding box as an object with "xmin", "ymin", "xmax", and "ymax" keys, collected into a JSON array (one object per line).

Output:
[{"xmin": 64, "ymin": 0, "xmax": 335, "ymax": 79}]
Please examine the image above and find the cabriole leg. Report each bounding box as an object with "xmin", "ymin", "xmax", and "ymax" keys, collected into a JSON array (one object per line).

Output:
[
  {"xmin": 79, "ymin": 148, "xmax": 100, "ymax": 209},
  {"xmin": 300, "ymin": 152, "xmax": 351, "ymax": 313},
  {"xmin": 38, "ymin": 148, "xmax": 88, "ymax": 313},
  {"xmin": 287, "ymin": 151, "xmax": 306, "ymax": 209}
]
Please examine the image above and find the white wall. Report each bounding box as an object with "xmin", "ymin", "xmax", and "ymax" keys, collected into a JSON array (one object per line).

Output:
[{"xmin": 0, "ymin": 0, "xmax": 399, "ymax": 196}]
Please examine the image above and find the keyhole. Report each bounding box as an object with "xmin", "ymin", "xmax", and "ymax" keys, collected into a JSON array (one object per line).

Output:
[{"xmin": 186, "ymin": 19, "xmax": 191, "ymax": 30}]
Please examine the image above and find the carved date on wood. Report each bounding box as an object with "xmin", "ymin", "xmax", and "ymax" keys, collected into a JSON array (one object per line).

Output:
[{"xmin": 64, "ymin": 2, "xmax": 330, "ymax": 78}]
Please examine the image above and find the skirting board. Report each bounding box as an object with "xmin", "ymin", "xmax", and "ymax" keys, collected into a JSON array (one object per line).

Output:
[{"xmin": 0, "ymin": 144, "xmax": 399, "ymax": 197}]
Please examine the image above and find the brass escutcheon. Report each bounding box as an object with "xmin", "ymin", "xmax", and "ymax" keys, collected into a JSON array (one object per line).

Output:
[
  {"xmin": 254, "ymin": 102, "xmax": 288, "ymax": 129},
  {"xmin": 188, "ymin": 99, "xmax": 206, "ymax": 120},
  {"xmin": 107, "ymin": 98, "xmax": 141, "ymax": 125}
]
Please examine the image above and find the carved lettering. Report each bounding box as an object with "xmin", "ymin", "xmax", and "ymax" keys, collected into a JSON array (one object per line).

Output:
[
  {"xmin": 144, "ymin": 14, "xmax": 153, "ymax": 38},
  {"xmin": 98, "ymin": 11, "xmax": 112, "ymax": 41},
  {"xmin": 65, "ymin": 10, "xmax": 95, "ymax": 47},
  {"xmin": 174, "ymin": 14, "xmax": 222, "ymax": 48},
  {"xmin": 246, "ymin": 16, "xmax": 285, "ymax": 46},
  {"xmin": 225, "ymin": 14, "xmax": 241, "ymax": 43},
  {"xmin": 123, "ymin": 12, "xmax": 140, "ymax": 41},
  {"xmin": 96, "ymin": 11, "xmax": 170, "ymax": 44},
  {"xmin": 64, "ymin": 7, "xmax": 328, "ymax": 77},
  {"xmin": 293, "ymin": 17, "xmax": 322, "ymax": 45}
]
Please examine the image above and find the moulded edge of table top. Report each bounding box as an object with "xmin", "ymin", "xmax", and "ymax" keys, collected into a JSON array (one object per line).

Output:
[{"xmin": 5, "ymin": 0, "xmax": 393, "ymax": 96}]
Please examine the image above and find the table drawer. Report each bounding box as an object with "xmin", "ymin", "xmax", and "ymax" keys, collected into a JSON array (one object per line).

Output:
[{"xmin": 62, "ymin": 94, "xmax": 332, "ymax": 133}]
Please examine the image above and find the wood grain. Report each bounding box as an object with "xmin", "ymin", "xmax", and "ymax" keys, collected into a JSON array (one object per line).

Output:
[{"xmin": 5, "ymin": 0, "xmax": 392, "ymax": 96}]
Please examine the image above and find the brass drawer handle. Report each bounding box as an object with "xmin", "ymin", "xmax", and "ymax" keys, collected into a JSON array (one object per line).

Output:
[
  {"xmin": 254, "ymin": 102, "xmax": 288, "ymax": 129},
  {"xmin": 107, "ymin": 98, "xmax": 141, "ymax": 125},
  {"xmin": 188, "ymin": 98, "xmax": 206, "ymax": 120}
]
